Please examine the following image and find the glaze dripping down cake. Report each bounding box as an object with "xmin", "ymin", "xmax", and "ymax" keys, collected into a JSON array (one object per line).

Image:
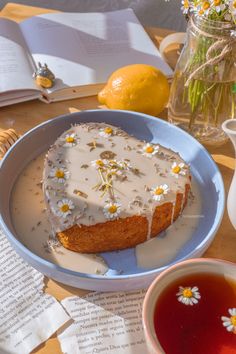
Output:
[{"xmin": 43, "ymin": 122, "xmax": 191, "ymax": 253}]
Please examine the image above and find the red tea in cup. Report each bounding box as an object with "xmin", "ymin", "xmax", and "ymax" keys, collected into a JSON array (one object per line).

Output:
[{"xmin": 154, "ymin": 272, "xmax": 236, "ymax": 354}]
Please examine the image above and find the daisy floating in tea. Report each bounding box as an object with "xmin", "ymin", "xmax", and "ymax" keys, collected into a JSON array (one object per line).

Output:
[
  {"xmin": 221, "ymin": 308, "xmax": 236, "ymax": 334},
  {"xmin": 176, "ymin": 286, "xmax": 201, "ymax": 306}
]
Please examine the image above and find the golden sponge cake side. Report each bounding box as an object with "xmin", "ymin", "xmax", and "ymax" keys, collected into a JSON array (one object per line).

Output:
[{"xmin": 57, "ymin": 186, "xmax": 190, "ymax": 253}]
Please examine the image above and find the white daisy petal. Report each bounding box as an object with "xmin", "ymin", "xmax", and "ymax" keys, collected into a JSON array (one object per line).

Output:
[
  {"xmin": 223, "ymin": 321, "xmax": 232, "ymax": 327},
  {"xmin": 176, "ymin": 285, "xmax": 200, "ymax": 306},
  {"xmin": 63, "ymin": 133, "xmax": 78, "ymax": 147},
  {"xmin": 181, "ymin": 0, "xmax": 191, "ymax": 14},
  {"xmin": 221, "ymin": 316, "xmax": 230, "ymax": 321},
  {"xmin": 184, "ymin": 298, "xmax": 190, "ymax": 305},
  {"xmin": 103, "ymin": 202, "xmax": 121, "ymax": 220},
  {"xmin": 162, "ymin": 184, "xmax": 169, "ymax": 192},
  {"xmin": 118, "ymin": 160, "xmax": 132, "ymax": 170},
  {"xmin": 141, "ymin": 143, "xmax": 159, "ymax": 158},
  {"xmin": 191, "ymin": 286, "xmax": 198, "ymax": 292},
  {"xmin": 99, "ymin": 127, "xmax": 114, "ymax": 138},
  {"xmin": 49, "ymin": 166, "xmax": 70, "ymax": 183},
  {"xmin": 192, "ymin": 298, "xmax": 198, "ymax": 304},
  {"xmin": 227, "ymin": 325, "xmax": 234, "ymax": 332},
  {"xmin": 171, "ymin": 162, "xmax": 187, "ymax": 178},
  {"xmin": 53, "ymin": 198, "xmax": 75, "ymax": 218},
  {"xmin": 91, "ymin": 159, "xmax": 107, "ymax": 169},
  {"xmin": 229, "ymin": 308, "xmax": 236, "ymax": 316},
  {"xmin": 151, "ymin": 184, "xmax": 170, "ymax": 201},
  {"xmin": 179, "ymin": 286, "xmax": 184, "ymax": 292},
  {"xmin": 221, "ymin": 308, "xmax": 236, "ymax": 333}
]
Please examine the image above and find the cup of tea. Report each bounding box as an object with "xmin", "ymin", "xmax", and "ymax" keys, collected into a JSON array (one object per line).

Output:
[{"xmin": 142, "ymin": 258, "xmax": 236, "ymax": 354}]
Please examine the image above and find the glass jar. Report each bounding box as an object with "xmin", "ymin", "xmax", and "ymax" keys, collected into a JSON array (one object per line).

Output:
[{"xmin": 168, "ymin": 15, "xmax": 236, "ymax": 146}]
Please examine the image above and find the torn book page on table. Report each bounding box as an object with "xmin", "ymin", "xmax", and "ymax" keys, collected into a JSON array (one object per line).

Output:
[
  {"xmin": 58, "ymin": 290, "xmax": 148, "ymax": 354},
  {"xmin": 0, "ymin": 229, "xmax": 70, "ymax": 354}
]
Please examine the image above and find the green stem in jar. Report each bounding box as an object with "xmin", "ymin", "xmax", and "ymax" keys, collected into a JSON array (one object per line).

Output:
[
  {"xmin": 184, "ymin": 34, "xmax": 235, "ymax": 128},
  {"xmin": 214, "ymin": 84, "xmax": 223, "ymax": 126}
]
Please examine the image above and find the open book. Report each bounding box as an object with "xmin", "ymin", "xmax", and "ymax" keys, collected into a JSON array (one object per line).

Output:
[{"xmin": 0, "ymin": 9, "xmax": 173, "ymax": 107}]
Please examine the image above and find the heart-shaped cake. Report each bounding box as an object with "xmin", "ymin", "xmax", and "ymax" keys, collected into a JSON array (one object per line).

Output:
[{"xmin": 43, "ymin": 122, "xmax": 191, "ymax": 253}]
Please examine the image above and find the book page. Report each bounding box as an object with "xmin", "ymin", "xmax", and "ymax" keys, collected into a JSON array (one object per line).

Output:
[
  {"xmin": 0, "ymin": 228, "xmax": 70, "ymax": 354},
  {"xmin": 20, "ymin": 9, "xmax": 172, "ymax": 95},
  {"xmin": 0, "ymin": 90, "xmax": 41, "ymax": 107},
  {"xmin": 58, "ymin": 290, "xmax": 148, "ymax": 354},
  {"xmin": 0, "ymin": 18, "xmax": 38, "ymax": 93}
]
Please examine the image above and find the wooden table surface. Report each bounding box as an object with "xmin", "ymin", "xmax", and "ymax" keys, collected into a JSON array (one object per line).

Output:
[{"xmin": 0, "ymin": 3, "xmax": 236, "ymax": 354}]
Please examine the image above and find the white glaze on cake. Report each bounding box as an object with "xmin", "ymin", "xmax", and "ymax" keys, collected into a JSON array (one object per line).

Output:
[
  {"xmin": 10, "ymin": 153, "xmax": 199, "ymax": 273},
  {"xmin": 43, "ymin": 122, "xmax": 191, "ymax": 237},
  {"xmin": 11, "ymin": 153, "xmax": 108, "ymax": 275},
  {"xmin": 136, "ymin": 179, "xmax": 201, "ymax": 269}
]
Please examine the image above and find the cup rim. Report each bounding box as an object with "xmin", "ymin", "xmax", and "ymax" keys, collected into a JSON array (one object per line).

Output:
[
  {"xmin": 222, "ymin": 119, "xmax": 236, "ymax": 135},
  {"xmin": 142, "ymin": 257, "xmax": 236, "ymax": 354}
]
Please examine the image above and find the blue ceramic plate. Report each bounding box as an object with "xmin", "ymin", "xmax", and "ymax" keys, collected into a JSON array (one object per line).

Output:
[{"xmin": 0, "ymin": 110, "xmax": 225, "ymax": 291}]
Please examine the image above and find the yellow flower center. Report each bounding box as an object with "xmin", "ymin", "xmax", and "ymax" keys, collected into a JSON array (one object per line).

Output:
[
  {"xmin": 183, "ymin": 289, "xmax": 193, "ymax": 298},
  {"xmin": 96, "ymin": 160, "xmax": 104, "ymax": 166},
  {"xmin": 233, "ymin": 0, "xmax": 236, "ymax": 8},
  {"xmin": 172, "ymin": 166, "xmax": 181, "ymax": 174},
  {"xmin": 198, "ymin": 8, "xmax": 204, "ymax": 15},
  {"xmin": 203, "ymin": 1, "xmax": 210, "ymax": 10},
  {"xmin": 66, "ymin": 136, "xmax": 75, "ymax": 143},
  {"xmin": 155, "ymin": 188, "xmax": 164, "ymax": 195},
  {"xmin": 104, "ymin": 127, "xmax": 113, "ymax": 134},
  {"xmin": 60, "ymin": 204, "xmax": 69, "ymax": 213},
  {"xmin": 145, "ymin": 146, "xmax": 154, "ymax": 154},
  {"xmin": 108, "ymin": 205, "xmax": 118, "ymax": 214},
  {"xmin": 184, "ymin": 0, "xmax": 189, "ymax": 8},
  {"xmin": 214, "ymin": 0, "xmax": 221, "ymax": 5},
  {"xmin": 231, "ymin": 316, "xmax": 236, "ymax": 326},
  {"xmin": 55, "ymin": 170, "xmax": 65, "ymax": 178}
]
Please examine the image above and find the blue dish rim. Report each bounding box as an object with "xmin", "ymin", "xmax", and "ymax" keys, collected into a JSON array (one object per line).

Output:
[{"xmin": 0, "ymin": 109, "xmax": 225, "ymax": 280}]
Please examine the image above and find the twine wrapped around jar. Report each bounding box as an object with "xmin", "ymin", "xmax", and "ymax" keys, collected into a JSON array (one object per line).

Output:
[{"xmin": 185, "ymin": 17, "xmax": 236, "ymax": 86}]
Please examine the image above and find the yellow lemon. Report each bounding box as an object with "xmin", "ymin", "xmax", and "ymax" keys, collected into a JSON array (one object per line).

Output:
[{"xmin": 98, "ymin": 64, "xmax": 170, "ymax": 116}]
